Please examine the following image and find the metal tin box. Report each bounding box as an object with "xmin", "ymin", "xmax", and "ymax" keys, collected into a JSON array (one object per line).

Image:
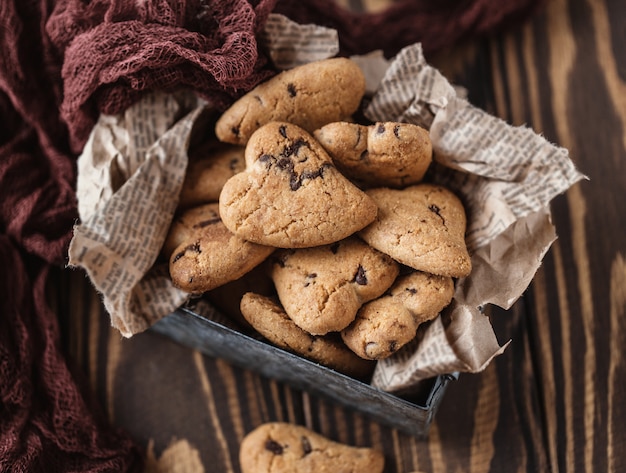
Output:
[{"xmin": 152, "ymin": 306, "xmax": 455, "ymax": 438}]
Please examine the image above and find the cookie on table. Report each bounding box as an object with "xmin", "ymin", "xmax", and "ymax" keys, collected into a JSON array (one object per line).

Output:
[
  {"xmin": 178, "ymin": 142, "xmax": 245, "ymax": 208},
  {"xmin": 168, "ymin": 203, "xmax": 274, "ymax": 295},
  {"xmin": 358, "ymin": 184, "xmax": 471, "ymax": 278},
  {"xmin": 314, "ymin": 121, "xmax": 432, "ymax": 188},
  {"xmin": 219, "ymin": 122, "xmax": 378, "ymax": 248},
  {"xmin": 240, "ymin": 292, "xmax": 375, "ymax": 380},
  {"xmin": 215, "ymin": 57, "xmax": 366, "ymax": 145},
  {"xmin": 239, "ymin": 422, "xmax": 384, "ymax": 473},
  {"xmin": 342, "ymin": 271, "xmax": 454, "ymax": 360},
  {"xmin": 269, "ymin": 236, "xmax": 399, "ymax": 335}
]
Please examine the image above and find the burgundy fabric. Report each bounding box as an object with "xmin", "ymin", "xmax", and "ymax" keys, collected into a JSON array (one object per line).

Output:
[
  {"xmin": 0, "ymin": 0, "xmax": 544, "ymax": 471},
  {"xmin": 274, "ymin": 0, "xmax": 545, "ymax": 57},
  {"xmin": 49, "ymin": 0, "xmax": 280, "ymax": 152},
  {"xmin": 0, "ymin": 241, "xmax": 143, "ymax": 472}
]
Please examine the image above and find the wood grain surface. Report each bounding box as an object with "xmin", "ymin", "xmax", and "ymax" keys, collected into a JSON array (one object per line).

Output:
[{"xmin": 55, "ymin": 0, "xmax": 626, "ymax": 471}]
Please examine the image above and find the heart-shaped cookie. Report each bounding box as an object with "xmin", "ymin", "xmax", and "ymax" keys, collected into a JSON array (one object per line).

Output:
[
  {"xmin": 269, "ymin": 236, "xmax": 399, "ymax": 335},
  {"xmin": 342, "ymin": 271, "xmax": 454, "ymax": 360},
  {"xmin": 358, "ymin": 184, "xmax": 471, "ymax": 277},
  {"xmin": 219, "ymin": 122, "xmax": 378, "ymax": 248}
]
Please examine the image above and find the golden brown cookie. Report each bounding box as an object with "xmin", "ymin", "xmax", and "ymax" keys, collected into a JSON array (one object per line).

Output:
[
  {"xmin": 358, "ymin": 184, "xmax": 471, "ymax": 277},
  {"xmin": 219, "ymin": 122, "xmax": 378, "ymax": 248},
  {"xmin": 178, "ymin": 142, "xmax": 245, "ymax": 208},
  {"xmin": 162, "ymin": 204, "xmax": 218, "ymax": 259},
  {"xmin": 168, "ymin": 203, "xmax": 275, "ymax": 295},
  {"xmin": 314, "ymin": 121, "xmax": 432, "ymax": 188},
  {"xmin": 239, "ymin": 422, "xmax": 384, "ymax": 473},
  {"xmin": 342, "ymin": 271, "xmax": 454, "ymax": 360},
  {"xmin": 215, "ymin": 57, "xmax": 366, "ymax": 145},
  {"xmin": 269, "ymin": 236, "xmax": 399, "ymax": 335},
  {"xmin": 204, "ymin": 264, "xmax": 274, "ymax": 331},
  {"xmin": 240, "ymin": 292, "xmax": 375, "ymax": 380}
]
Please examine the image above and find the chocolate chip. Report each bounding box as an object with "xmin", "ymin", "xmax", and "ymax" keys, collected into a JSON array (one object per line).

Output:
[
  {"xmin": 265, "ymin": 440, "xmax": 284, "ymax": 455},
  {"xmin": 301, "ymin": 436, "xmax": 312, "ymax": 455},
  {"xmin": 263, "ymin": 142, "xmax": 328, "ymax": 191},
  {"xmin": 393, "ymin": 124, "xmax": 401, "ymax": 138},
  {"xmin": 277, "ymin": 156, "xmax": 294, "ymax": 172},
  {"xmin": 389, "ymin": 340, "xmax": 398, "ymax": 352},
  {"xmin": 279, "ymin": 124, "xmax": 288, "ymax": 138},
  {"xmin": 193, "ymin": 217, "xmax": 221, "ymax": 228},
  {"xmin": 354, "ymin": 265, "xmax": 367, "ymax": 285},
  {"xmin": 290, "ymin": 163, "xmax": 331, "ymax": 191},
  {"xmin": 287, "ymin": 83, "xmax": 297, "ymax": 97},
  {"xmin": 231, "ymin": 126, "xmax": 240, "ymax": 137},
  {"xmin": 405, "ymin": 287, "xmax": 417, "ymax": 294},
  {"xmin": 172, "ymin": 242, "xmax": 201, "ymax": 262},
  {"xmin": 281, "ymin": 138, "xmax": 309, "ymax": 158},
  {"xmin": 289, "ymin": 174, "xmax": 300, "ymax": 191},
  {"xmin": 376, "ymin": 123, "xmax": 385, "ymax": 134},
  {"xmin": 428, "ymin": 204, "xmax": 441, "ymax": 216},
  {"xmin": 300, "ymin": 163, "xmax": 330, "ymax": 180},
  {"xmin": 304, "ymin": 271, "xmax": 317, "ymax": 287},
  {"xmin": 186, "ymin": 242, "xmax": 202, "ymax": 253}
]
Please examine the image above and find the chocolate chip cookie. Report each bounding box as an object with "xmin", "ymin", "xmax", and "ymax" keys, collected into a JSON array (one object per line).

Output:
[
  {"xmin": 178, "ymin": 142, "xmax": 245, "ymax": 208},
  {"xmin": 215, "ymin": 57, "xmax": 365, "ymax": 145},
  {"xmin": 269, "ymin": 236, "xmax": 399, "ymax": 335},
  {"xmin": 341, "ymin": 271, "xmax": 454, "ymax": 359},
  {"xmin": 358, "ymin": 184, "xmax": 471, "ymax": 277},
  {"xmin": 239, "ymin": 422, "xmax": 384, "ymax": 473},
  {"xmin": 168, "ymin": 203, "xmax": 275, "ymax": 295},
  {"xmin": 240, "ymin": 292, "xmax": 375, "ymax": 379},
  {"xmin": 314, "ymin": 121, "xmax": 432, "ymax": 188},
  {"xmin": 219, "ymin": 122, "xmax": 378, "ymax": 248}
]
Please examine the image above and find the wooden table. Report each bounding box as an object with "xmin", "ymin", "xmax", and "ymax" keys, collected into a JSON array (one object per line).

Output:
[{"xmin": 56, "ymin": 0, "xmax": 626, "ymax": 471}]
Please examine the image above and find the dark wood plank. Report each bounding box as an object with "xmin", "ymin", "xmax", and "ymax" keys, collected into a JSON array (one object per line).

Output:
[{"xmin": 480, "ymin": 0, "xmax": 626, "ymax": 471}]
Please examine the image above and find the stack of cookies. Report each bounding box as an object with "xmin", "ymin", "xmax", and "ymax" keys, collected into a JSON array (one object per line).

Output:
[{"xmin": 163, "ymin": 57, "xmax": 472, "ymax": 379}]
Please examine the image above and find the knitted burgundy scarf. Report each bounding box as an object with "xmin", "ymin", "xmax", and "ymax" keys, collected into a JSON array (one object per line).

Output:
[{"xmin": 0, "ymin": 0, "xmax": 543, "ymax": 471}]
